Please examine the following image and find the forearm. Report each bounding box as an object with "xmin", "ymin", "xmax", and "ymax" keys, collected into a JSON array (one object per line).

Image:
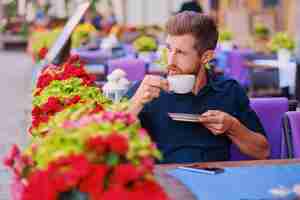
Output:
[
  {"xmin": 127, "ymin": 97, "xmax": 144, "ymax": 116},
  {"xmin": 227, "ymin": 118, "xmax": 270, "ymax": 159}
]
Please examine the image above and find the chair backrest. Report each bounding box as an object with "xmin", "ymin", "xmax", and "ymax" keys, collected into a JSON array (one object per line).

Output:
[
  {"xmin": 249, "ymin": 68, "xmax": 279, "ymax": 91},
  {"xmin": 72, "ymin": 49, "xmax": 111, "ymax": 64},
  {"xmin": 283, "ymin": 111, "xmax": 300, "ymax": 158},
  {"xmin": 230, "ymin": 97, "xmax": 289, "ymax": 160},
  {"xmin": 227, "ymin": 49, "xmax": 251, "ymax": 87},
  {"xmin": 107, "ymin": 57, "xmax": 146, "ymax": 82}
]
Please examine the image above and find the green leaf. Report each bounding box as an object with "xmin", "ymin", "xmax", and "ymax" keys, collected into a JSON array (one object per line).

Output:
[
  {"xmin": 106, "ymin": 152, "xmax": 120, "ymax": 166},
  {"xmin": 59, "ymin": 189, "xmax": 88, "ymax": 200}
]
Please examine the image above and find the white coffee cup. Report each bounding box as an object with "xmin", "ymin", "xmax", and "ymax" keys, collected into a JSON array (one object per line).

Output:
[{"xmin": 167, "ymin": 75, "xmax": 196, "ymax": 94}]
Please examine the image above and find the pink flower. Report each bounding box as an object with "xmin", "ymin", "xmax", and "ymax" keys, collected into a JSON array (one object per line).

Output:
[
  {"xmin": 62, "ymin": 120, "xmax": 78, "ymax": 129},
  {"xmin": 102, "ymin": 112, "xmax": 116, "ymax": 122},
  {"xmin": 138, "ymin": 128, "xmax": 148, "ymax": 138},
  {"xmin": 139, "ymin": 157, "xmax": 155, "ymax": 173},
  {"xmin": 10, "ymin": 175, "xmax": 25, "ymax": 200},
  {"xmin": 126, "ymin": 114, "xmax": 137, "ymax": 125},
  {"xmin": 3, "ymin": 144, "xmax": 20, "ymax": 167}
]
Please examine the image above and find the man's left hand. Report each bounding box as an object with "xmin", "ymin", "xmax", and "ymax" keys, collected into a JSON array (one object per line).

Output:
[{"xmin": 198, "ymin": 110, "xmax": 236, "ymax": 135}]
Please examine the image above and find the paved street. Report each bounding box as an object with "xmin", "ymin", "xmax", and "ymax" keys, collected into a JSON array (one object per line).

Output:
[{"xmin": 0, "ymin": 50, "xmax": 32, "ymax": 199}]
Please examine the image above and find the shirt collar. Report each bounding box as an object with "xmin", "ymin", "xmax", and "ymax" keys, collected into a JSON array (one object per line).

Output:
[{"xmin": 203, "ymin": 70, "xmax": 224, "ymax": 93}]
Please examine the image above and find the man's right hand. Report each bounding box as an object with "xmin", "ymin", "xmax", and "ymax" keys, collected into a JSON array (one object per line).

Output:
[{"xmin": 129, "ymin": 75, "xmax": 169, "ymax": 115}]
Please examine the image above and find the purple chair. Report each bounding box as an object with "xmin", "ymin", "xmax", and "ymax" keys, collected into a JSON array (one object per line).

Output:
[
  {"xmin": 122, "ymin": 44, "xmax": 136, "ymax": 57},
  {"xmin": 71, "ymin": 48, "xmax": 112, "ymax": 64},
  {"xmin": 283, "ymin": 111, "xmax": 300, "ymax": 158},
  {"xmin": 230, "ymin": 97, "xmax": 289, "ymax": 160},
  {"xmin": 227, "ymin": 49, "xmax": 252, "ymax": 87},
  {"xmin": 107, "ymin": 57, "xmax": 146, "ymax": 82}
]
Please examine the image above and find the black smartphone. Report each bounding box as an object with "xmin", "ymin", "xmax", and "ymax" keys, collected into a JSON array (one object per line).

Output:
[{"xmin": 178, "ymin": 165, "xmax": 225, "ymax": 175}]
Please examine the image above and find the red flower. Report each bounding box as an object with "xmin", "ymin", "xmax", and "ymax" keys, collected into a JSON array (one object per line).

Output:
[
  {"xmin": 48, "ymin": 154, "xmax": 90, "ymax": 192},
  {"xmin": 41, "ymin": 97, "xmax": 63, "ymax": 114},
  {"xmin": 31, "ymin": 107, "xmax": 42, "ymax": 117},
  {"xmin": 101, "ymin": 185, "xmax": 130, "ymax": 200},
  {"xmin": 79, "ymin": 164, "xmax": 109, "ymax": 199},
  {"xmin": 111, "ymin": 164, "xmax": 141, "ymax": 186},
  {"xmin": 89, "ymin": 104, "xmax": 103, "ymax": 115},
  {"xmin": 31, "ymin": 114, "xmax": 49, "ymax": 129},
  {"xmin": 65, "ymin": 95, "xmax": 81, "ymax": 106},
  {"xmin": 23, "ymin": 170, "xmax": 58, "ymax": 200},
  {"xmin": 30, "ymin": 97, "xmax": 64, "ymax": 131},
  {"xmin": 67, "ymin": 55, "xmax": 80, "ymax": 63},
  {"xmin": 36, "ymin": 73, "xmax": 53, "ymax": 89},
  {"xmin": 38, "ymin": 47, "xmax": 48, "ymax": 60},
  {"xmin": 84, "ymin": 74, "xmax": 96, "ymax": 85},
  {"xmin": 86, "ymin": 136, "xmax": 108, "ymax": 154},
  {"xmin": 106, "ymin": 134, "xmax": 128, "ymax": 155},
  {"xmin": 129, "ymin": 180, "xmax": 170, "ymax": 200},
  {"xmin": 61, "ymin": 66, "xmax": 85, "ymax": 80}
]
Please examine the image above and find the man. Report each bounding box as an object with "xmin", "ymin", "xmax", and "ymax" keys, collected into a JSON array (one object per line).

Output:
[
  {"xmin": 179, "ymin": 0, "xmax": 203, "ymax": 13},
  {"xmin": 127, "ymin": 12, "xmax": 270, "ymax": 163}
]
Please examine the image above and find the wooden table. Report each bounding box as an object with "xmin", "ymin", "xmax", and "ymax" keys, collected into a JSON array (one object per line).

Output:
[{"xmin": 155, "ymin": 159, "xmax": 300, "ymax": 200}]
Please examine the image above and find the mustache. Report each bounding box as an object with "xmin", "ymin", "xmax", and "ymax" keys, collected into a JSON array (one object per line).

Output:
[{"xmin": 167, "ymin": 64, "xmax": 184, "ymax": 75}]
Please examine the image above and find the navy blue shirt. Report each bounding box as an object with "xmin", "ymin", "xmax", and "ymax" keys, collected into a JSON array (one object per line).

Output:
[{"xmin": 126, "ymin": 74, "xmax": 265, "ymax": 163}]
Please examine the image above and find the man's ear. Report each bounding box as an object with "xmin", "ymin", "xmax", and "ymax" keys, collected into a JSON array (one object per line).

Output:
[{"xmin": 201, "ymin": 50, "xmax": 214, "ymax": 64}]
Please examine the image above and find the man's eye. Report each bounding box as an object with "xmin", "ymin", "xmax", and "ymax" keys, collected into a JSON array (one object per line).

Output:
[{"xmin": 178, "ymin": 50, "xmax": 186, "ymax": 55}]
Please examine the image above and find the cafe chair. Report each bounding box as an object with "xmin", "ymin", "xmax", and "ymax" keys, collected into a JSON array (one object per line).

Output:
[
  {"xmin": 282, "ymin": 111, "xmax": 300, "ymax": 158},
  {"xmin": 248, "ymin": 67, "xmax": 281, "ymax": 97},
  {"xmin": 226, "ymin": 49, "xmax": 252, "ymax": 87},
  {"xmin": 72, "ymin": 48, "xmax": 111, "ymax": 65},
  {"xmin": 230, "ymin": 97, "xmax": 289, "ymax": 160},
  {"xmin": 107, "ymin": 57, "xmax": 146, "ymax": 82}
]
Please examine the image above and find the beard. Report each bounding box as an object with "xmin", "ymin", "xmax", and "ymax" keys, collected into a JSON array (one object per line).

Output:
[{"xmin": 167, "ymin": 63, "xmax": 202, "ymax": 76}]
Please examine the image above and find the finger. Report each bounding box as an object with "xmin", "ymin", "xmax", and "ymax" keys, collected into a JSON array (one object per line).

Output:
[
  {"xmin": 147, "ymin": 77, "xmax": 169, "ymax": 91},
  {"xmin": 152, "ymin": 90, "xmax": 160, "ymax": 98},
  {"xmin": 144, "ymin": 87, "xmax": 160, "ymax": 99},
  {"xmin": 205, "ymin": 125, "xmax": 224, "ymax": 135},
  {"xmin": 143, "ymin": 84, "xmax": 151, "ymax": 92},
  {"xmin": 204, "ymin": 123, "xmax": 218, "ymax": 130},
  {"xmin": 201, "ymin": 110, "xmax": 219, "ymax": 117},
  {"xmin": 159, "ymin": 79, "xmax": 169, "ymax": 91},
  {"xmin": 150, "ymin": 87, "xmax": 161, "ymax": 94},
  {"xmin": 149, "ymin": 87, "xmax": 161, "ymax": 98},
  {"xmin": 143, "ymin": 91, "xmax": 153, "ymax": 100},
  {"xmin": 199, "ymin": 116, "xmax": 222, "ymax": 124},
  {"xmin": 205, "ymin": 126, "xmax": 220, "ymax": 135}
]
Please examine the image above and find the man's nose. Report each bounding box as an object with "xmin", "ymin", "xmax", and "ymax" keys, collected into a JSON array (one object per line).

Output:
[{"xmin": 168, "ymin": 51, "xmax": 177, "ymax": 65}]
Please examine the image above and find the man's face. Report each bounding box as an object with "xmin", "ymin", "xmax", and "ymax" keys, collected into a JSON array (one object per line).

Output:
[{"xmin": 166, "ymin": 34, "xmax": 202, "ymax": 75}]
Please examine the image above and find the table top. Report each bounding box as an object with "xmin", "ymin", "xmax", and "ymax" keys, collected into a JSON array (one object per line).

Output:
[{"xmin": 155, "ymin": 159, "xmax": 300, "ymax": 200}]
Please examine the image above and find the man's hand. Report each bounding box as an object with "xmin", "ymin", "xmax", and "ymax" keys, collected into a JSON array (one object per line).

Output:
[
  {"xmin": 198, "ymin": 110, "xmax": 236, "ymax": 135},
  {"xmin": 129, "ymin": 75, "xmax": 169, "ymax": 115}
]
